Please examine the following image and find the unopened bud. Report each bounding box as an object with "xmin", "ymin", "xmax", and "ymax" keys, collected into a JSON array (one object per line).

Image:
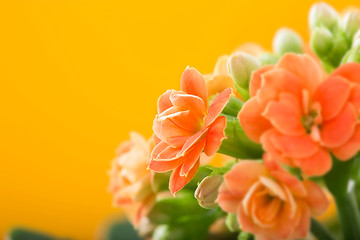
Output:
[
  {"xmin": 259, "ymin": 52, "xmax": 279, "ymax": 65},
  {"xmin": 227, "ymin": 52, "xmax": 261, "ymax": 89},
  {"xmin": 194, "ymin": 174, "xmax": 223, "ymax": 209},
  {"xmin": 343, "ymin": 45, "xmax": 360, "ymax": 63},
  {"xmin": 225, "ymin": 213, "xmax": 240, "ymax": 232},
  {"xmin": 342, "ymin": 9, "xmax": 360, "ymax": 40},
  {"xmin": 353, "ymin": 29, "xmax": 360, "ymax": 47},
  {"xmin": 272, "ymin": 28, "xmax": 303, "ymax": 55},
  {"xmin": 311, "ymin": 27, "xmax": 333, "ymax": 56},
  {"xmin": 309, "ymin": 2, "xmax": 339, "ymax": 30}
]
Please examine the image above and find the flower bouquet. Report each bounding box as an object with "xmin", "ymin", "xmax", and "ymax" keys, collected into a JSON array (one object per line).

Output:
[{"xmin": 109, "ymin": 2, "xmax": 360, "ymax": 240}]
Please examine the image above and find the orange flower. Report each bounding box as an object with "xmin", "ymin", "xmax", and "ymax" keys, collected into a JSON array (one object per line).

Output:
[
  {"xmin": 150, "ymin": 67, "xmax": 232, "ymax": 195},
  {"xmin": 108, "ymin": 132, "xmax": 155, "ymax": 225},
  {"xmin": 203, "ymin": 55, "xmax": 239, "ymax": 97},
  {"xmin": 238, "ymin": 53, "xmax": 360, "ymax": 176},
  {"xmin": 217, "ymin": 155, "xmax": 329, "ymax": 240}
]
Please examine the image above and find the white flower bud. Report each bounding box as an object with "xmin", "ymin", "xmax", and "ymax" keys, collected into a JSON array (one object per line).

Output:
[
  {"xmin": 227, "ymin": 52, "xmax": 261, "ymax": 89},
  {"xmin": 342, "ymin": 9, "xmax": 360, "ymax": 40},
  {"xmin": 309, "ymin": 2, "xmax": 339, "ymax": 30},
  {"xmin": 272, "ymin": 28, "xmax": 303, "ymax": 55}
]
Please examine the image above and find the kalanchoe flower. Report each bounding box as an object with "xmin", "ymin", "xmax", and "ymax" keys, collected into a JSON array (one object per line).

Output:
[
  {"xmin": 108, "ymin": 132, "xmax": 155, "ymax": 225},
  {"xmin": 238, "ymin": 53, "xmax": 360, "ymax": 176},
  {"xmin": 150, "ymin": 67, "xmax": 232, "ymax": 195},
  {"xmin": 203, "ymin": 55, "xmax": 239, "ymax": 98},
  {"xmin": 217, "ymin": 155, "xmax": 329, "ymax": 240}
]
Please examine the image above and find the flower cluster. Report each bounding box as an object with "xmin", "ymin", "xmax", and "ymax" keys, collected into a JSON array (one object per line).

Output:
[{"xmin": 109, "ymin": 2, "xmax": 360, "ymax": 240}]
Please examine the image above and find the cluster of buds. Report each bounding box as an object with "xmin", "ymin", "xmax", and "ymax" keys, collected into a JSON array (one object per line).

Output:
[{"xmin": 310, "ymin": 2, "xmax": 360, "ymax": 69}]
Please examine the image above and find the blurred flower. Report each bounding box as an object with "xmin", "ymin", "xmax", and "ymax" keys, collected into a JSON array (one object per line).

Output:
[
  {"xmin": 204, "ymin": 55, "xmax": 240, "ymax": 98},
  {"xmin": 234, "ymin": 43, "xmax": 264, "ymax": 57},
  {"xmin": 238, "ymin": 53, "xmax": 360, "ymax": 176},
  {"xmin": 150, "ymin": 67, "xmax": 232, "ymax": 195},
  {"xmin": 217, "ymin": 156, "xmax": 329, "ymax": 240},
  {"xmin": 309, "ymin": 2, "xmax": 339, "ymax": 30},
  {"xmin": 108, "ymin": 132, "xmax": 155, "ymax": 225},
  {"xmin": 272, "ymin": 28, "xmax": 303, "ymax": 56}
]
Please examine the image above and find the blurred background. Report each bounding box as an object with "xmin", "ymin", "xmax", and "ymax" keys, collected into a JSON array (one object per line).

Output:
[{"xmin": 0, "ymin": 0, "xmax": 358, "ymax": 239}]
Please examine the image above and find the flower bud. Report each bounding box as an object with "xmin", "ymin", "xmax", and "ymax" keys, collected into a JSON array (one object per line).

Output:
[
  {"xmin": 227, "ymin": 52, "xmax": 261, "ymax": 89},
  {"xmin": 343, "ymin": 45, "xmax": 360, "ymax": 63},
  {"xmin": 311, "ymin": 27, "xmax": 333, "ymax": 56},
  {"xmin": 353, "ymin": 29, "xmax": 360, "ymax": 47},
  {"xmin": 225, "ymin": 213, "xmax": 239, "ymax": 232},
  {"xmin": 259, "ymin": 52, "xmax": 279, "ymax": 65},
  {"xmin": 309, "ymin": 2, "xmax": 339, "ymax": 30},
  {"xmin": 272, "ymin": 28, "xmax": 303, "ymax": 55},
  {"xmin": 194, "ymin": 174, "xmax": 223, "ymax": 209},
  {"xmin": 342, "ymin": 9, "xmax": 360, "ymax": 40}
]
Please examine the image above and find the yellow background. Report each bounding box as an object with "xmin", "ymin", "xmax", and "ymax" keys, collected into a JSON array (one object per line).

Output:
[{"xmin": 0, "ymin": 0, "xmax": 358, "ymax": 239}]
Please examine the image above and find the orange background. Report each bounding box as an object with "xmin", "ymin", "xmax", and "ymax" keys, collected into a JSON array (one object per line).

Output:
[{"xmin": 0, "ymin": 0, "xmax": 358, "ymax": 239}]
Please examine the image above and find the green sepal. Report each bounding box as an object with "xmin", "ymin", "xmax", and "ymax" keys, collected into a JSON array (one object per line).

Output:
[{"xmin": 218, "ymin": 115, "xmax": 263, "ymax": 159}]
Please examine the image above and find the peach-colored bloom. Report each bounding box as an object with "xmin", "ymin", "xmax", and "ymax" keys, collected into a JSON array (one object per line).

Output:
[
  {"xmin": 204, "ymin": 55, "xmax": 239, "ymax": 97},
  {"xmin": 238, "ymin": 53, "xmax": 360, "ymax": 176},
  {"xmin": 108, "ymin": 132, "xmax": 155, "ymax": 225},
  {"xmin": 150, "ymin": 67, "xmax": 232, "ymax": 195},
  {"xmin": 217, "ymin": 155, "xmax": 329, "ymax": 240}
]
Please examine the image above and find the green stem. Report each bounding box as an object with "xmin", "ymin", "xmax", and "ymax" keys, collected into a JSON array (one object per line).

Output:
[
  {"xmin": 324, "ymin": 157, "xmax": 360, "ymax": 240},
  {"xmin": 310, "ymin": 218, "xmax": 337, "ymax": 240}
]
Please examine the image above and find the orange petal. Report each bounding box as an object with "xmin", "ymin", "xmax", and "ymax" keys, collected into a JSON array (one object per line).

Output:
[
  {"xmin": 270, "ymin": 131, "xmax": 319, "ymax": 158},
  {"xmin": 249, "ymin": 65, "xmax": 274, "ymax": 97},
  {"xmin": 155, "ymin": 145, "xmax": 181, "ymax": 161},
  {"xmin": 157, "ymin": 90, "xmax": 176, "ymax": 114},
  {"xmin": 299, "ymin": 148, "xmax": 332, "ymax": 176},
  {"xmin": 150, "ymin": 141, "xmax": 169, "ymax": 160},
  {"xmin": 224, "ymin": 161, "xmax": 266, "ymax": 198},
  {"xmin": 291, "ymin": 201, "xmax": 311, "ymax": 239},
  {"xmin": 180, "ymin": 139, "xmax": 205, "ymax": 177},
  {"xmin": 257, "ymin": 68, "xmax": 302, "ymax": 107},
  {"xmin": 332, "ymin": 125, "xmax": 360, "ymax": 160},
  {"xmin": 180, "ymin": 67, "xmax": 208, "ymax": 107},
  {"xmin": 259, "ymin": 177, "xmax": 286, "ymax": 200},
  {"xmin": 277, "ymin": 53, "xmax": 322, "ymax": 94},
  {"xmin": 217, "ymin": 183, "xmax": 239, "ymax": 213},
  {"xmin": 204, "ymin": 116, "xmax": 227, "ymax": 156},
  {"xmin": 169, "ymin": 159, "xmax": 200, "ymax": 195},
  {"xmin": 149, "ymin": 157, "xmax": 184, "ymax": 172},
  {"xmin": 321, "ymin": 103, "xmax": 358, "ymax": 148},
  {"xmin": 170, "ymin": 92, "xmax": 207, "ymax": 119},
  {"xmin": 303, "ymin": 180, "xmax": 329, "ymax": 216},
  {"xmin": 177, "ymin": 128, "xmax": 207, "ymax": 157},
  {"xmin": 313, "ymin": 76, "xmax": 352, "ymax": 121},
  {"xmin": 261, "ymin": 131, "xmax": 295, "ymax": 166},
  {"xmin": 264, "ymin": 156, "xmax": 306, "ymax": 197},
  {"xmin": 349, "ymin": 84, "xmax": 360, "ymax": 113},
  {"xmin": 237, "ymin": 203, "xmax": 261, "ymax": 234},
  {"xmin": 205, "ymin": 88, "xmax": 232, "ymax": 127},
  {"xmin": 331, "ymin": 62, "xmax": 360, "ymax": 84},
  {"xmin": 238, "ymin": 98, "xmax": 272, "ymax": 142},
  {"xmin": 263, "ymin": 92, "xmax": 304, "ymax": 136}
]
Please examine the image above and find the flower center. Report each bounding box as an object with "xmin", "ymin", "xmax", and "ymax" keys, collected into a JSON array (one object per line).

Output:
[{"xmin": 301, "ymin": 110, "xmax": 318, "ymax": 133}]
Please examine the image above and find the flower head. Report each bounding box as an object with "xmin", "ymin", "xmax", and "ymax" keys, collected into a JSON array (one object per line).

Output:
[
  {"xmin": 108, "ymin": 132, "xmax": 155, "ymax": 225},
  {"xmin": 238, "ymin": 53, "xmax": 360, "ymax": 176},
  {"xmin": 217, "ymin": 155, "xmax": 329, "ymax": 240},
  {"xmin": 150, "ymin": 67, "xmax": 232, "ymax": 195}
]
